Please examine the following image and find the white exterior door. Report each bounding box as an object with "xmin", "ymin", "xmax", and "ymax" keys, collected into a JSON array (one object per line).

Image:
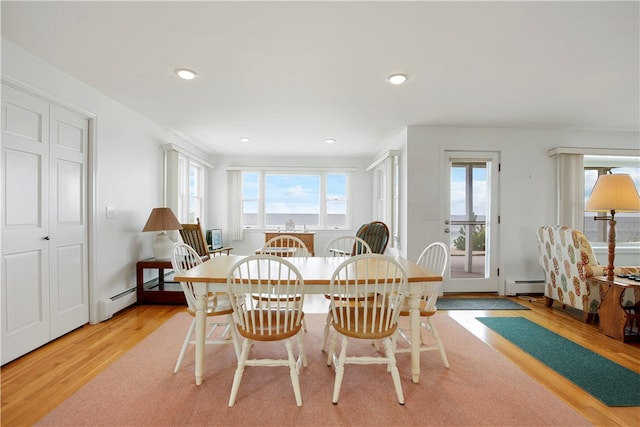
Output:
[
  {"xmin": 1, "ymin": 85, "xmax": 89, "ymax": 364},
  {"xmin": 442, "ymin": 151, "xmax": 500, "ymax": 293}
]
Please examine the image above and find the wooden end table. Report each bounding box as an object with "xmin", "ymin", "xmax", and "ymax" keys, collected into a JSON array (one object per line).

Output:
[
  {"xmin": 589, "ymin": 275, "xmax": 640, "ymax": 342},
  {"xmin": 136, "ymin": 258, "xmax": 186, "ymax": 305}
]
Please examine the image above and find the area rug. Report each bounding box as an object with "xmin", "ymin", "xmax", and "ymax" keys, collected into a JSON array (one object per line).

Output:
[
  {"xmin": 437, "ymin": 297, "xmax": 529, "ymax": 310},
  {"xmin": 476, "ymin": 316, "xmax": 640, "ymax": 407},
  {"xmin": 36, "ymin": 313, "xmax": 589, "ymax": 426}
]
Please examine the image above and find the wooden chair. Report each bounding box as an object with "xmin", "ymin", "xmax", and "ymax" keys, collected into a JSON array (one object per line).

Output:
[
  {"xmin": 355, "ymin": 221, "xmax": 390, "ymax": 254},
  {"xmin": 393, "ymin": 242, "xmax": 449, "ymax": 368},
  {"xmin": 260, "ymin": 235, "xmax": 311, "ymax": 257},
  {"xmin": 170, "ymin": 243, "xmax": 240, "ymax": 373},
  {"xmin": 324, "ymin": 234, "xmax": 371, "ymax": 257},
  {"xmin": 320, "ymin": 235, "xmax": 372, "ymax": 351},
  {"xmin": 255, "ymin": 235, "xmax": 310, "ymax": 330},
  {"xmin": 226, "ymin": 254, "xmax": 307, "ymax": 407},
  {"xmin": 179, "ymin": 218, "xmax": 232, "ymax": 259},
  {"xmin": 326, "ymin": 254, "xmax": 408, "ymax": 405}
]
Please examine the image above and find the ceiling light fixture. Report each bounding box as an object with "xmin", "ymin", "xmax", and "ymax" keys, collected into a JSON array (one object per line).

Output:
[
  {"xmin": 386, "ymin": 73, "xmax": 408, "ymax": 85},
  {"xmin": 175, "ymin": 68, "xmax": 198, "ymax": 80},
  {"xmin": 325, "ymin": 138, "xmax": 336, "ymax": 144},
  {"xmin": 240, "ymin": 137, "xmax": 251, "ymax": 143}
]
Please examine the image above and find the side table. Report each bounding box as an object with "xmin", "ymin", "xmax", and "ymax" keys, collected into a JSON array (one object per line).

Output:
[
  {"xmin": 136, "ymin": 258, "xmax": 186, "ymax": 305},
  {"xmin": 589, "ymin": 276, "xmax": 640, "ymax": 342}
]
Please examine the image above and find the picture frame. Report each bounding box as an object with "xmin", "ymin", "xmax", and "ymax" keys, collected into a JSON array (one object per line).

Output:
[{"xmin": 206, "ymin": 229, "xmax": 223, "ymax": 250}]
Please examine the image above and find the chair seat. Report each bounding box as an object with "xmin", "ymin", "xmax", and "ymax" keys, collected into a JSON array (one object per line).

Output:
[
  {"xmin": 252, "ymin": 294, "xmax": 302, "ymax": 303},
  {"xmin": 397, "ymin": 299, "xmax": 436, "ymax": 317},
  {"xmin": 238, "ymin": 310, "xmax": 305, "ymax": 341},
  {"xmin": 332, "ymin": 306, "xmax": 397, "ymax": 340},
  {"xmin": 186, "ymin": 292, "xmax": 235, "ymax": 317}
]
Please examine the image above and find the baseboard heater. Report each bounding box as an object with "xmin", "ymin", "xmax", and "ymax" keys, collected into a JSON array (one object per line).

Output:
[
  {"xmin": 505, "ymin": 279, "xmax": 545, "ymax": 296},
  {"xmin": 98, "ymin": 286, "xmax": 137, "ymax": 322}
]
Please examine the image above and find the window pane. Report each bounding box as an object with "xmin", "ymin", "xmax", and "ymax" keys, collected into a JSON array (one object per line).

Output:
[
  {"xmin": 242, "ymin": 172, "xmax": 259, "ymax": 199},
  {"xmin": 265, "ymin": 174, "xmax": 320, "ymax": 226},
  {"xmin": 327, "ymin": 173, "xmax": 346, "ymax": 199},
  {"xmin": 327, "ymin": 200, "xmax": 347, "ymax": 227},
  {"xmin": 584, "ymin": 164, "xmax": 640, "ymax": 243},
  {"xmin": 189, "ymin": 164, "xmax": 200, "ymax": 197},
  {"xmin": 243, "ymin": 200, "xmax": 257, "ymax": 226},
  {"xmin": 450, "ymin": 166, "xmax": 467, "ymax": 217}
]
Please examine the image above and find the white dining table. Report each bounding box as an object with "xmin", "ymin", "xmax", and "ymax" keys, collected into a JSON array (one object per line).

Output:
[{"xmin": 174, "ymin": 255, "xmax": 442, "ymax": 386}]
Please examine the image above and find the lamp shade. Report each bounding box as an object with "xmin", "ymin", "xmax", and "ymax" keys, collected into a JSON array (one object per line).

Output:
[
  {"xmin": 142, "ymin": 207, "xmax": 183, "ymax": 232},
  {"xmin": 585, "ymin": 174, "xmax": 640, "ymax": 213}
]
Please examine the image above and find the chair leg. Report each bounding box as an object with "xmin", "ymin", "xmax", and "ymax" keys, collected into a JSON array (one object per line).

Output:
[
  {"xmin": 228, "ymin": 338, "xmax": 251, "ymax": 407},
  {"xmin": 228, "ymin": 314, "xmax": 241, "ymax": 360},
  {"xmin": 383, "ymin": 338, "xmax": 405, "ymax": 405},
  {"xmin": 285, "ymin": 339, "xmax": 303, "ymax": 407},
  {"xmin": 296, "ymin": 330, "xmax": 308, "ymax": 368},
  {"xmin": 321, "ymin": 311, "xmax": 332, "ymax": 351},
  {"xmin": 426, "ymin": 317, "xmax": 449, "ymax": 368},
  {"xmin": 327, "ymin": 327, "xmax": 339, "ymax": 366},
  {"xmin": 174, "ymin": 318, "xmax": 196, "ymax": 373},
  {"xmin": 332, "ymin": 335, "xmax": 349, "ymax": 404}
]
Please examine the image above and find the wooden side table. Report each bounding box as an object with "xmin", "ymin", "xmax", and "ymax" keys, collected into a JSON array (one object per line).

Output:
[
  {"xmin": 589, "ymin": 276, "xmax": 640, "ymax": 342},
  {"xmin": 136, "ymin": 259, "xmax": 186, "ymax": 305}
]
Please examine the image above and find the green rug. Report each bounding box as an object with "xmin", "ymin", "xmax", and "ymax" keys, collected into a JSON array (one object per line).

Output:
[
  {"xmin": 476, "ymin": 317, "xmax": 640, "ymax": 406},
  {"xmin": 437, "ymin": 298, "xmax": 529, "ymax": 310}
]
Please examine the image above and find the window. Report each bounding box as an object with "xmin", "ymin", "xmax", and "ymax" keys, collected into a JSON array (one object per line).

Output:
[
  {"xmin": 241, "ymin": 171, "xmax": 349, "ymax": 229},
  {"xmin": 177, "ymin": 155, "xmax": 205, "ymax": 223},
  {"xmin": 583, "ymin": 156, "xmax": 640, "ymax": 243}
]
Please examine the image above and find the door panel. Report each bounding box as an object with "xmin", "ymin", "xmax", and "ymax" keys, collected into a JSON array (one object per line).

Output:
[
  {"xmin": 1, "ymin": 87, "xmax": 50, "ymax": 363},
  {"xmin": 49, "ymin": 105, "xmax": 88, "ymax": 339},
  {"xmin": 443, "ymin": 151, "xmax": 499, "ymax": 293}
]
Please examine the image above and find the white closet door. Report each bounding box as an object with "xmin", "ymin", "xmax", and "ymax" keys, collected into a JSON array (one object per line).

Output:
[
  {"xmin": 49, "ymin": 105, "xmax": 89, "ymax": 339},
  {"xmin": 1, "ymin": 87, "xmax": 51, "ymax": 363},
  {"xmin": 1, "ymin": 85, "xmax": 89, "ymax": 364}
]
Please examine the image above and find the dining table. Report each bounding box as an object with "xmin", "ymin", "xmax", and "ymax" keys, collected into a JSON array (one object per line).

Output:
[{"xmin": 174, "ymin": 254, "xmax": 442, "ymax": 386}]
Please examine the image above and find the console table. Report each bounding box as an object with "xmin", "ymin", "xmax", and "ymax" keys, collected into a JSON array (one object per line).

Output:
[
  {"xmin": 264, "ymin": 231, "xmax": 315, "ymax": 256},
  {"xmin": 589, "ymin": 276, "xmax": 640, "ymax": 342}
]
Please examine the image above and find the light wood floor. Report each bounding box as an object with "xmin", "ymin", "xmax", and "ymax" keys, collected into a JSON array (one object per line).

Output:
[{"xmin": 2, "ymin": 295, "xmax": 639, "ymax": 426}]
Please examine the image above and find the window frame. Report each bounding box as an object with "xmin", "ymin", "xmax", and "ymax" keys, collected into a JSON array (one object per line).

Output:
[
  {"xmin": 240, "ymin": 169, "xmax": 351, "ymax": 230},
  {"xmin": 583, "ymin": 155, "xmax": 640, "ymax": 244}
]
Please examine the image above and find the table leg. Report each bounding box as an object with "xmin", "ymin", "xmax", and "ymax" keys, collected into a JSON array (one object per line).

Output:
[
  {"xmin": 409, "ymin": 293, "xmax": 421, "ymax": 383},
  {"xmin": 194, "ymin": 291, "xmax": 207, "ymax": 385}
]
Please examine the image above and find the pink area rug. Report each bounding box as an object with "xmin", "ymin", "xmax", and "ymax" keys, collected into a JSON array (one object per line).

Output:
[{"xmin": 37, "ymin": 313, "xmax": 590, "ymax": 426}]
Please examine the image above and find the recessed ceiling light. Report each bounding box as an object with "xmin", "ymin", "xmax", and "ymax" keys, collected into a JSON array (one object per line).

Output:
[
  {"xmin": 175, "ymin": 68, "xmax": 198, "ymax": 80},
  {"xmin": 325, "ymin": 138, "xmax": 336, "ymax": 144},
  {"xmin": 386, "ymin": 73, "xmax": 408, "ymax": 85},
  {"xmin": 240, "ymin": 137, "xmax": 251, "ymax": 143}
]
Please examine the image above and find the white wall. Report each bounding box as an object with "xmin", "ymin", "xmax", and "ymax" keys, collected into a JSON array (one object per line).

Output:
[
  {"xmin": 405, "ymin": 126, "xmax": 640, "ymax": 291},
  {"xmin": 2, "ymin": 39, "xmax": 196, "ymax": 323},
  {"xmin": 207, "ymin": 155, "xmax": 373, "ymax": 256}
]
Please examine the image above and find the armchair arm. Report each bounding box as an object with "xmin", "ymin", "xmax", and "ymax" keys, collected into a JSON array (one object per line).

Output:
[{"xmin": 586, "ymin": 265, "xmax": 640, "ymax": 278}]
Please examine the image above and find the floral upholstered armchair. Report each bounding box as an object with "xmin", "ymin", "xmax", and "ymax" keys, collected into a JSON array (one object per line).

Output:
[{"xmin": 536, "ymin": 225, "xmax": 640, "ymax": 322}]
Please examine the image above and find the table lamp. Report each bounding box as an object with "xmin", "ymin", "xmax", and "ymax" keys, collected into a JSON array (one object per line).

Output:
[
  {"xmin": 142, "ymin": 207, "xmax": 183, "ymax": 260},
  {"xmin": 585, "ymin": 173, "xmax": 640, "ymax": 281}
]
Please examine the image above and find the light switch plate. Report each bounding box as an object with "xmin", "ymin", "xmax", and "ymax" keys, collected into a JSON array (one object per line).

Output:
[{"xmin": 106, "ymin": 206, "xmax": 116, "ymax": 219}]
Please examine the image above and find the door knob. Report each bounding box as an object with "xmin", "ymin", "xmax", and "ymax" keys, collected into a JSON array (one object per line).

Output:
[
  {"xmin": 444, "ymin": 220, "xmax": 450, "ymax": 225},
  {"xmin": 444, "ymin": 228, "xmax": 450, "ymax": 233},
  {"xmin": 43, "ymin": 236, "xmax": 50, "ymax": 240}
]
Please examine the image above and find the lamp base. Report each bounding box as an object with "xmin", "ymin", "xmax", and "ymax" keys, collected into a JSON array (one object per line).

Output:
[{"xmin": 152, "ymin": 231, "xmax": 175, "ymax": 260}]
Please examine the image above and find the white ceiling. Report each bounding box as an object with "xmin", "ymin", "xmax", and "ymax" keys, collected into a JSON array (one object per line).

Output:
[{"xmin": 2, "ymin": 1, "xmax": 638, "ymax": 157}]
